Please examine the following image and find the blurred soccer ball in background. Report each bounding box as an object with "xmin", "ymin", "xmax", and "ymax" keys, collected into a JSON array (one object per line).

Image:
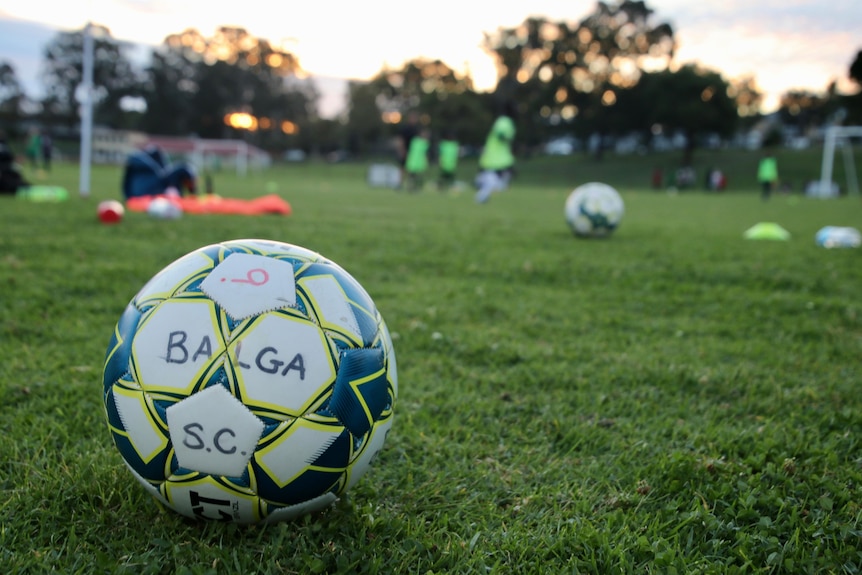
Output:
[
  {"xmin": 146, "ymin": 197, "xmax": 183, "ymax": 220},
  {"xmin": 815, "ymin": 226, "xmax": 861, "ymax": 249},
  {"xmin": 565, "ymin": 182, "xmax": 625, "ymax": 238},
  {"xmin": 97, "ymin": 200, "xmax": 125, "ymax": 224}
]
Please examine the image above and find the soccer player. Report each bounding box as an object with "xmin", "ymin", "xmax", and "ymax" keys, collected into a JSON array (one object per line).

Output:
[
  {"xmin": 0, "ymin": 129, "xmax": 29, "ymax": 194},
  {"xmin": 757, "ymin": 152, "xmax": 778, "ymax": 200},
  {"xmin": 475, "ymin": 101, "xmax": 517, "ymax": 204},
  {"xmin": 437, "ymin": 129, "xmax": 460, "ymax": 191},
  {"xmin": 395, "ymin": 111, "xmax": 420, "ymax": 190},
  {"xmin": 404, "ymin": 127, "xmax": 430, "ymax": 192}
]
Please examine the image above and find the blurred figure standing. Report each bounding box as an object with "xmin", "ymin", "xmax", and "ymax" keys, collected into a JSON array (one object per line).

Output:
[
  {"xmin": 394, "ymin": 111, "xmax": 420, "ymax": 190},
  {"xmin": 475, "ymin": 101, "xmax": 517, "ymax": 204},
  {"xmin": 437, "ymin": 129, "xmax": 460, "ymax": 191},
  {"xmin": 757, "ymin": 152, "xmax": 778, "ymax": 200},
  {"xmin": 0, "ymin": 129, "xmax": 29, "ymax": 193},
  {"xmin": 25, "ymin": 129, "xmax": 41, "ymax": 172},
  {"xmin": 404, "ymin": 127, "xmax": 430, "ymax": 192},
  {"xmin": 41, "ymin": 131, "xmax": 53, "ymax": 172}
]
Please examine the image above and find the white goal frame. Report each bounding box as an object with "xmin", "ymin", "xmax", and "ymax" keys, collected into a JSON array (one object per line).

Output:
[
  {"xmin": 145, "ymin": 136, "xmax": 271, "ymax": 176},
  {"xmin": 819, "ymin": 126, "xmax": 861, "ymax": 197}
]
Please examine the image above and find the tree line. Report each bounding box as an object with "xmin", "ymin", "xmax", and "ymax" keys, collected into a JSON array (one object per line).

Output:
[{"xmin": 0, "ymin": 1, "xmax": 860, "ymax": 162}]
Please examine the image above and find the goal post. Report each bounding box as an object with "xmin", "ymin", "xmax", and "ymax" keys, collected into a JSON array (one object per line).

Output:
[
  {"xmin": 78, "ymin": 22, "xmax": 94, "ymax": 198},
  {"xmin": 145, "ymin": 136, "xmax": 270, "ymax": 177},
  {"xmin": 190, "ymin": 139, "xmax": 253, "ymax": 176},
  {"xmin": 819, "ymin": 126, "xmax": 862, "ymax": 197}
]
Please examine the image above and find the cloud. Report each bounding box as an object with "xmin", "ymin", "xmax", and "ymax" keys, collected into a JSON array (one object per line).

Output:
[
  {"xmin": 2, "ymin": 1, "xmax": 860, "ymax": 112},
  {"xmin": 0, "ymin": 17, "xmax": 57, "ymax": 93},
  {"xmin": 651, "ymin": 0, "xmax": 861, "ymax": 107}
]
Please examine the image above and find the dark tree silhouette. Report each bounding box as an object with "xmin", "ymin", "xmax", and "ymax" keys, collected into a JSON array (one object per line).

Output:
[
  {"xmin": 140, "ymin": 26, "xmax": 314, "ymax": 145},
  {"xmin": 344, "ymin": 57, "xmax": 491, "ymax": 155},
  {"xmin": 483, "ymin": 1, "xmax": 675, "ymax": 156},
  {"xmin": 40, "ymin": 24, "xmax": 141, "ymax": 129},
  {"xmin": 777, "ymin": 90, "xmax": 834, "ymax": 135},
  {"xmin": 843, "ymin": 49, "xmax": 862, "ymax": 124},
  {"xmin": 0, "ymin": 61, "xmax": 24, "ymax": 136},
  {"xmin": 636, "ymin": 64, "xmax": 737, "ymax": 165},
  {"xmin": 849, "ymin": 50, "xmax": 862, "ymax": 86}
]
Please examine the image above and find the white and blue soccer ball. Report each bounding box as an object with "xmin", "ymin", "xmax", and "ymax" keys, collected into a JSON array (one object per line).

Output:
[
  {"xmin": 565, "ymin": 182, "xmax": 625, "ymax": 238},
  {"xmin": 815, "ymin": 226, "xmax": 861, "ymax": 249},
  {"xmin": 146, "ymin": 197, "xmax": 183, "ymax": 220},
  {"xmin": 102, "ymin": 239, "xmax": 397, "ymax": 523}
]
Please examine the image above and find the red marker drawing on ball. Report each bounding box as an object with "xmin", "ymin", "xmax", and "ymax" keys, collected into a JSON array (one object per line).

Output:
[{"xmin": 221, "ymin": 268, "xmax": 269, "ymax": 286}]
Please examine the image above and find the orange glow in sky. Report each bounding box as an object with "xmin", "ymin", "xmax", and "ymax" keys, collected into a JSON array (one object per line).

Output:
[{"xmin": 1, "ymin": 0, "xmax": 859, "ymax": 113}]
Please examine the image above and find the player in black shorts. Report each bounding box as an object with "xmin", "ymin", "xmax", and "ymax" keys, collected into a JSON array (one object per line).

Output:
[{"xmin": 395, "ymin": 111, "xmax": 419, "ymax": 189}]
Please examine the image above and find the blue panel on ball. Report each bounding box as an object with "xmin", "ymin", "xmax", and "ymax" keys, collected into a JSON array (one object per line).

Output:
[
  {"xmin": 103, "ymin": 385, "xmax": 126, "ymax": 431},
  {"xmin": 201, "ymin": 244, "xmax": 228, "ymax": 260},
  {"xmin": 288, "ymin": 263, "xmax": 310, "ymax": 316},
  {"xmin": 349, "ymin": 302, "xmax": 380, "ymax": 347},
  {"xmin": 200, "ymin": 366, "xmax": 230, "ymax": 393},
  {"xmin": 329, "ymin": 348, "xmax": 388, "ymax": 437},
  {"xmin": 311, "ymin": 428, "xmax": 351, "ymax": 469},
  {"xmin": 253, "ymin": 465, "xmax": 342, "ymax": 506},
  {"xmin": 295, "ymin": 262, "xmax": 380, "ymax": 346},
  {"xmin": 105, "ymin": 389, "xmax": 171, "ymax": 483},
  {"xmin": 296, "ymin": 263, "xmax": 375, "ymax": 313},
  {"xmin": 103, "ymin": 303, "xmax": 142, "ymax": 389},
  {"xmin": 181, "ymin": 277, "xmax": 206, "ymax": 294}
]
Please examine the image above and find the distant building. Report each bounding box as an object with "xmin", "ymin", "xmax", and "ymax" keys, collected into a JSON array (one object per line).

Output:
[
  {"xmin": 92, "ymin": 128, "xmax": 148, "ymax": 164},
  {"xmin": 90, "ymin": 128, "xmax": 271, "ymax": 174}
]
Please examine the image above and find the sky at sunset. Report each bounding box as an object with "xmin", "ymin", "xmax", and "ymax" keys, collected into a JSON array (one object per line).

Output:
[{"xmin": 1, "ymin": 0, "xmax": 860, "ymax": 115}]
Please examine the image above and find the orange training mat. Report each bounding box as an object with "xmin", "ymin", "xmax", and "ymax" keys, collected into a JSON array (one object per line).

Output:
[{"xmin": 126, "ymin": 194, "xmax": 291, "ymax": 216}]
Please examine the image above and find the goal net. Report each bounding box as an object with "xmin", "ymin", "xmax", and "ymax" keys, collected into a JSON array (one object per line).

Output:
[
  {"xmin": 817, "ymin": 126, "xmax": 861, "ymax": 197},
  {"xmin": 144, "ymin": 135, "xmax": 271, "ymax": 176},
  {"xmin": 92, "ymin": 129, "xmax": 271, "ymax": 176}
]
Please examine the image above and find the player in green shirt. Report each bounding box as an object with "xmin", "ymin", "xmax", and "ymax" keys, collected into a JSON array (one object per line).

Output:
[
  {"xmin": 25, "ymin": 129, "xmax": 42, "ymax": 172},
  {"xmin": 404, "ymin": 128, "xmax": 431, "ymax": 192},
  {"xmin": 475, "ymin": 101, "xmax": 517, "ymax": 204},
  {"xmin": 757, "ymin": 153, "xmax": 778, "ymax": 200},
  {"xmin": 437, "ymin": 129, "xmax": 460, "ymax": 191}
]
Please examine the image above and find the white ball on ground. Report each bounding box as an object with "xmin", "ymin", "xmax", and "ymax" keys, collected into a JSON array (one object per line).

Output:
[
  {"xmin": 147, "ymin": 197, "xmax": 183, "ymax": 220},
  {"xmin": 564, "ymin": 182, "xmax": 625, "ymax": 238}
]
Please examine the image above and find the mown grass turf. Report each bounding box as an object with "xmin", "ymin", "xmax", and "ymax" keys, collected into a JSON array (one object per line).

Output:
[{"xmin": 1, "ymin": 150, "xmax": 861, "ymax": 574}]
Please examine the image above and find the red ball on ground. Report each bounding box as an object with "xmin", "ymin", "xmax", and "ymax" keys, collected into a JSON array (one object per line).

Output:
[{"xmin": 98, "ymin": 200, "xmax": 125, "ymax": 224}]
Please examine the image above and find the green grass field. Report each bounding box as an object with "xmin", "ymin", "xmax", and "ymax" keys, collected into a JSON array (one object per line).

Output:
[{"xmin": 1, "ymin": 150, "xmax": 861, "ymax": 574}]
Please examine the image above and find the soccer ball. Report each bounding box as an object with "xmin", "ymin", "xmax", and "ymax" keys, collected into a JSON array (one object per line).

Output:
[
  {"xmin": 97, "ymin": 200, "xmax": 125, "ymax": 224},
  {"xmin": 815, "ymin": 226, "xmax": 861, "ymax": 248},
  {"xmin": 146, "ymin": 197, "xmax": 183, "ymax": 220},
  {"xmin": 102, "ymin": 239, "xmax": 398, "ymax": 523},
  {"xmin": 564, "ymin": 182, "xmax": 625, "ymax": 238}
]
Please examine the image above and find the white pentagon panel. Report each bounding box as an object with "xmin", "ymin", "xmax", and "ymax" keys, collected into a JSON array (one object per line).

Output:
[
  {"xmin": 298, "ymin": 275, "xmax": 362, "ymax": 340},
  {"xmin": 112, "ymin": 386, "xmax": 168, "ymax": 463},
  {"xmin": 263, "ymin": 492, "xmax": 337, "ymax": 524},
  {"xmin": 229, "ymin": 314, "xmax": 335, "ymax": 414},
  {"xmin": 133, "ymin": 300, "xmax": 224, "ymax": 395},
  {"xmin": 200, "ymin": 253, "xmax": 296, "ymax": 320},
  {"xmin": 166, "ymin": 385, "xmax": 264, "ymax": 477},
  {"xmin": 346, "ymin": 417, "xmax": 393, "ymax": 490},
  {"xmin": 163, "ymin": 476, "xmax": 260, "ymax": 523},
  {"xmin": 135, "ymin": 251, "xmax": 214, "ymax": 305},
  {"xmin": 572, "ymin": 215, "xmax": 592, "ymax": 234},
  {"xmin": 256, "ymin": 419, "xmax": 343, "ymax": 487}
]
